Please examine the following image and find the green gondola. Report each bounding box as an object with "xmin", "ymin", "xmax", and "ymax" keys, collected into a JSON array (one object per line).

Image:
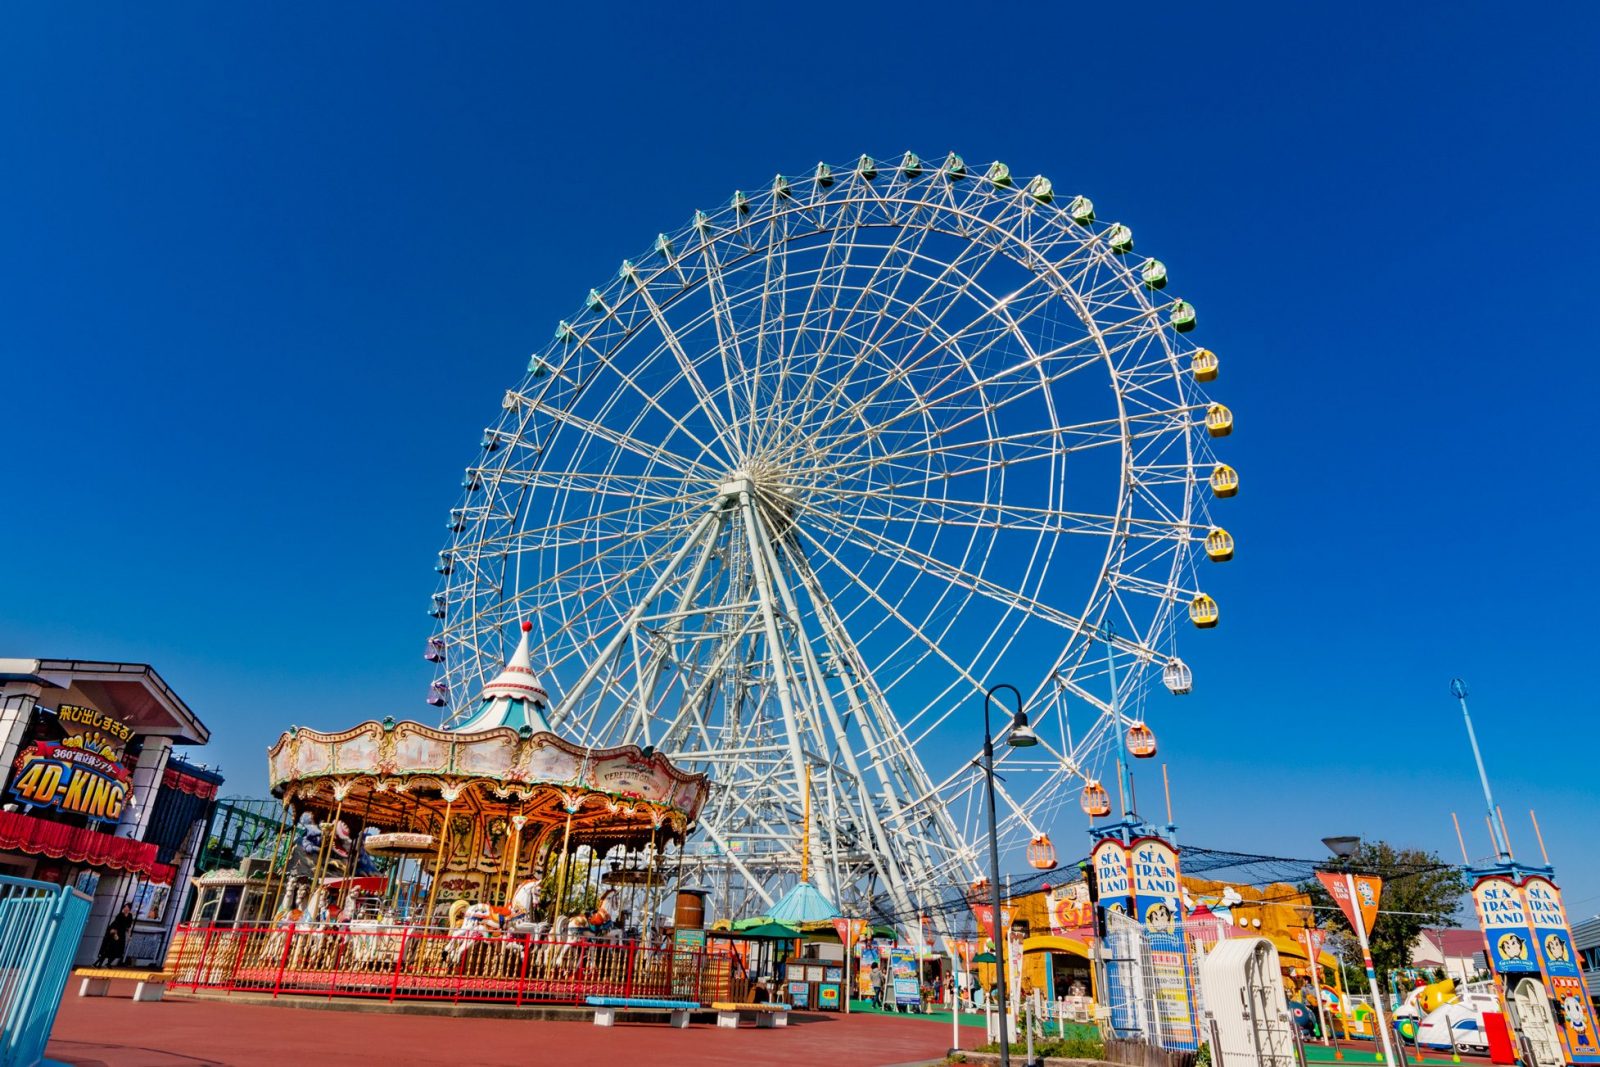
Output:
[
  {"xmin": 857, "ymin": 154, "xmax": 877, "ymax": 179},
  {"xmin": 773, "ymin": 174, "xmax": 791, "ymax": 198},
  {"xmin": 943, "ymin": 152, "xmax": 967, "ymax": 179},
  {"xmin": 986, "ymin": 160, "xmax": 1013, "ymax": 187},
  {"xmin": 731, "ymin": 190, "xmax": 750, "ymax": 213},
  {"xmin": 1027, "ymin": 175, "xmax": 1053, "ymax": 204},
  {"xmin": 528, "ymin": 357, "xmax": 550, "ymax": 378},
  {"xmin": 554, "ymin": 321, "xmax": 576, "ymax": 344},
  {"xmin": 586, "ymin": 288, "xmax": 606, "ymax": 312},
  {"xmin": 655, "ymin": 233, "xmax": 675, "ymax": 257},
  {"xmin": 1170, "ymin": 300, "xmax": 1197, "ymax": 332},
  {"xmin": 1140, "ymin": 259, "xmax": 1168, "ymax": 290},
  {"xmin": 693, "ymin": 209, "xmax": 712, "ymax": 232},
  {"xmin": 1106, "ymin": 223, "xmax": 1133, "ymax": 253},
  {"xmin": 815, "ymin": 162, "xmax": 834, "ymax": 186},
  {"xmin": 1067, "ymin": 195, "xmax": 1095, "ymax": 224},
  {"xmin": 900, "ymin": 151, "xmax": 922, "ymax": 177}
]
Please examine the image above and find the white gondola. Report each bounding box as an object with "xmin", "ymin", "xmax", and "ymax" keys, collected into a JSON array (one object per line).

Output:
[{"xmin": 1163, "ymin": 658, "xmax": 1193, "ymax": 695}]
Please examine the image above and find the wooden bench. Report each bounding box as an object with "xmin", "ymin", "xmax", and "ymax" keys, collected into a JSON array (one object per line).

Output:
[
  {"xmin": 584, "ymin": 995, "xmax": 698, "ymax": 1028},
  {"xmin": 74, "ymin": 968, "xmax": 172, "ymax": 1002},
  {"xmin": 711, "ymin": 1000, "xmax": 791, "ymax": 1028}
]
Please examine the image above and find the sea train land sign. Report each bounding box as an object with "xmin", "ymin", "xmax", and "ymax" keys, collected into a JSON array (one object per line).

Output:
[{"xmin": 8, "ymin": 704, "xmax": 135, "ymax": 820}]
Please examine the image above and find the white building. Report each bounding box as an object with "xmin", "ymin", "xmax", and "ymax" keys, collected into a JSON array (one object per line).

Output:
[{"xmin": 1411, "ymin": 927, "xmax": 1488, "ymax": 985}]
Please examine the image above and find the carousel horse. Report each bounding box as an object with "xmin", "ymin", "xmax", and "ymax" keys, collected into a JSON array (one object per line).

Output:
[{"xmin": 446, "ymin": 901, "xmax": 521, "ymax": 971}]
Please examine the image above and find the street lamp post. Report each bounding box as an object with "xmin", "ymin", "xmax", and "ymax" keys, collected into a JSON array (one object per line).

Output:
[
  {"xmin": 982, "ymin": 683, "xmax": 1039, "ymax": 1067},
  {"xmin": 1321, "ymin": 836, "xmax": 1398, "ymax": 1067}
]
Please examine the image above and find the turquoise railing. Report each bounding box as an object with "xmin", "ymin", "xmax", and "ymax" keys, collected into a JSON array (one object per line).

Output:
[{"xmin": 0, "ymin": 875, "xmax": 92, "ymax": 1067}]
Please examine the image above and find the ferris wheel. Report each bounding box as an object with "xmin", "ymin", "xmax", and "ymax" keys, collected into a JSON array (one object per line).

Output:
[{"xmin": 426, "ymin": 152, "xmax": 1235, "ymax": 922}]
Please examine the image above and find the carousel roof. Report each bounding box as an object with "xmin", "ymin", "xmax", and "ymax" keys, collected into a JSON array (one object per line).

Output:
[{"xmin": 451, "ymin": 621, "xmax": 551, "ymax": 734}]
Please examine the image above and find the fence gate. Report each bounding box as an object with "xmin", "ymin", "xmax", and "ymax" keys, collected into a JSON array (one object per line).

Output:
[
  {"xmin": 1100, "ymin": 910, "xmax": 1204, "ymax": 1051},
  {"xmin": 0, "ymin": 874, "xmax": 93, "ymax": 1067},
  {"xmin": 1510, "ymin": 977, "xmax": 1564, "ymax": 1067}
]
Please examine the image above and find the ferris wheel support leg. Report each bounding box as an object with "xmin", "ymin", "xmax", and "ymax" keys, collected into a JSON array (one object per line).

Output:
[
  {"xmin": 737, "ymin": 492, "xmax": 835, "ymax": 903},
  {"xmin": 634, "ymin": 516, "xmax": 726, "ymax": 740},
  {"xmin": 744, "ymin": 501, "xmax": 919, "ymax": 916},
  {"xmin": 548, "ymin": 508, "xmax": 720, "ymax": 732},
  {"xmin": 780, "ymin": 542, "xmax": 970, "ymax": 920}
]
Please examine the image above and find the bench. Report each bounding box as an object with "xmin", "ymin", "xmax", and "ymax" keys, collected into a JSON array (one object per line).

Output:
[
  {"xmin": 711, "ymin": 1001, "xmax": 791, "ymax": 1028},
  {"xmin": 584, "ymin": 995, "xmax": 698, "ymax": 1028},
  {"xmin": 74, "ymin": 968, "xmax": 172, "ymax": 1002}
]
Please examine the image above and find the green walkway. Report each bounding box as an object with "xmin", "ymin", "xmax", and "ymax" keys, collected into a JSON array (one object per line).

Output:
[
  {"xmin": 1302, "ymin": 1042, "xmax": 1478, "ymax": 1066},
  {"xmin": 843, "ymin": 998, "xmax": 1098, "ymax": 1039}
]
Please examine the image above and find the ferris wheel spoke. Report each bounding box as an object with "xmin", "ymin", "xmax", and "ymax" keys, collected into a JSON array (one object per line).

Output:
[
  {"xmin": 801, "ymin": 485, "xmax": 1203, "ymax": 541},
  {"xmin": 624, "ymin": 273, "xmax": 741, "ymax": 457},
  {"xmin": 503, "ymin": 389, "xmax": 712, "ymax": 480}
]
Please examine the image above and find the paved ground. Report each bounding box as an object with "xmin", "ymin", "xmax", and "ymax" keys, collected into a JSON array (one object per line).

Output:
[{"xmin": 47, "ymin": 991, "xmax": 984, "ymax": 1067}]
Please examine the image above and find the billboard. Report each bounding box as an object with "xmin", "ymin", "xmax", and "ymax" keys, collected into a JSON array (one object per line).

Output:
[{"xmin": 7, "ymin": 704, "xmax": 135, "ymax": 821}]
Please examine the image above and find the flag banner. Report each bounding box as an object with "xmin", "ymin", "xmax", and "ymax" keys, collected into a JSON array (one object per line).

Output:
[{"xmin": 1316, "ymin": 870, "xmax": 1382, "ymax": 935}]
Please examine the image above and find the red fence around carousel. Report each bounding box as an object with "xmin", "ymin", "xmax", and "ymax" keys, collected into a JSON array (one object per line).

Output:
[{"xmin": 165, "ymin": 924, "xmax": 748, "ymax": 1006}]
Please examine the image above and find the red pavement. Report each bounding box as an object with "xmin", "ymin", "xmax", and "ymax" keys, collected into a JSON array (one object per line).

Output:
[{"xmin": 47, "ymin": 992, "xmax": 984, "ymax": 1067}]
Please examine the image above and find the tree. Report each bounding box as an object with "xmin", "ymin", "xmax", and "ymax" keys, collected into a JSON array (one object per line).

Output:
[{"xmin": 1300, "ymin": 840, "xmax": 1468, "ymax": 983}]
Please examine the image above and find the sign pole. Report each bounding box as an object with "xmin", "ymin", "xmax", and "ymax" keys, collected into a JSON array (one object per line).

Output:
[
  {"xmin": 1305, "ymin": 926, "xmax": 1332, "ymax": 1043},
  {"xmin": 1346, "ymin": 870, "xmax": 1399, "ymax": 1067}
]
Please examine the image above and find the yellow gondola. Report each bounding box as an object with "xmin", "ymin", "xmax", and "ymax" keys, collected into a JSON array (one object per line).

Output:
[
  {"xmin": 1189, "ymin": 594, "xmax": 1220, "ymax": 628},
  {"xmin": 1209, "ymin": 464, "xmax": 1239, "ymax": 498},
  {"xmin": 1205, "ymin": 403, "xmax": 1233, "ymax": 437},
  {"xmin": 1205, "ymin": 528, "xmax": 1234, "ymax": 562},
  {"xmin": 1192, "ymin": 348, "xmax": 1218, "ymax": 382}
]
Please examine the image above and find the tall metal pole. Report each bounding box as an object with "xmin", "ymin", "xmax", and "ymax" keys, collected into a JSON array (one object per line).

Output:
[
  {"xmin": 1104, "ymin": 623, "xmax": 1135, "ymax": 822},
  {"xmin": 984, "ymin": 685, "xmax": 1017, "ymax": 1067},
  {"xmin": 1450, "ymin": 679, "xmax": 1510, "ymax": 862}
]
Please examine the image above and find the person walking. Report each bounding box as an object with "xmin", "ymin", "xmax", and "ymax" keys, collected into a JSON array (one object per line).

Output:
[{"xmin": 97, "ymin": 903, "xmax": 134, "ymax": 966}]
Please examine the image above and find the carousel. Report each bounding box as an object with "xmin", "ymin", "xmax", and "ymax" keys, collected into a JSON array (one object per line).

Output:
[{"xmin": 167, "ymin": 624, "xmax": 728, "ymax": 1005}]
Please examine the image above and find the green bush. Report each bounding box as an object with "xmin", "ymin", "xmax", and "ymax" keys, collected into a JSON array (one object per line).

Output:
[{"xmin": 974, "ymin": 1034, "xmax": 1107, "ymax": 1059}]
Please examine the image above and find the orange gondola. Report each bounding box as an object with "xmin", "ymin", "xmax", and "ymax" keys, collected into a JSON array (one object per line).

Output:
[
  {"xmin": 1080, "ymin": 780, "xmax": 1111, "ymax": 817},
  {"xmin": 1126, "ymin": 721, "xmax": 1157, "ymax": 759},
  {"xmin": 1027, "ymin": 834, "xmax": 1058, "ymax": 870}
]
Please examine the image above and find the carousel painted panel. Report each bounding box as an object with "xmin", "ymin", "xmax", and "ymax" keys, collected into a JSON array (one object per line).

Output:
[
  {"xmin": 392, "ymin": 723, "xmax": 456, "ymax": 775},
  {"xmin": 526, "ymin": 738, "xmax": 584, "ymax": 784},
  {"xmin": 588, "ymin": 751, "xmax": 673, "ymax": 802},
  {"xmin": 332, "ymin": 724, "xmax": 383, "ymax": 774},
  {"xmin": 671, "ymin": 778, "xmax": 706, "ymax": 819},
  {"xmin": 455, "ymin": 732, "xmax": 517, "ymax": 776},
  {"xmin": 294, "ymin": 735, "xmax": 334, "ymax": 777}
]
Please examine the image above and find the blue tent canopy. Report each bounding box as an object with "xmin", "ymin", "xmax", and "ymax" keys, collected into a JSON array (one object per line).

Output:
[{"xmin": 766, "ymin": 881, "xmax": 841, "ymax": 924}]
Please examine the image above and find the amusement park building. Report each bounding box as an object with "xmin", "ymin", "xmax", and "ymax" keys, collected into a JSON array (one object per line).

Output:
[{"xmin": 0, "ymin": 656, "xmax": 220, "ymax": 965}]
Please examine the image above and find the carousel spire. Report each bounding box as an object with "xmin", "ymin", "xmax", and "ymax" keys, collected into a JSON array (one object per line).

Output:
[{"xmin": 453, "ymin": 621, "xmax": 552, "ymax": 734}]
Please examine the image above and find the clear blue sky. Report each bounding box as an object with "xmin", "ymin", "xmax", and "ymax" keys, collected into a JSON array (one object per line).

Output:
[{"xmin": 5, "ymin": 5, "xmax": 1598, "ymax": 910}]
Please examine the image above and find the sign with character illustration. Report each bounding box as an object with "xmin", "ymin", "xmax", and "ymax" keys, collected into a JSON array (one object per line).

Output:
[
  {"xmin": 1131, "ymin": 835, "xmax": 1198, "ymax": 1050},
  {"xmin": 1522, "ymin": 876, "xmax": 1600, "ymax": 1064}
]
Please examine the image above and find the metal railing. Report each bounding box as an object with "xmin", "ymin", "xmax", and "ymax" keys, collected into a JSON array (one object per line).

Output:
[
  {"xmin": 165, "ymin": 923, "xmax": 749, "ymax": 1006},
  {"xmin": 0, "ymin": 875, "xmax": 93, "ymax": 1067}
]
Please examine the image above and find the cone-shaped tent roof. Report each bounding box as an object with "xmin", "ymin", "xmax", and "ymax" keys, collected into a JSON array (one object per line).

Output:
[
  {"xmin": 452, "ymin": 621, "xmax": 552, "ymax": 734},
  {"xmin": 766, "ymin": 881, "xmax": 840, "ymax": 924}
]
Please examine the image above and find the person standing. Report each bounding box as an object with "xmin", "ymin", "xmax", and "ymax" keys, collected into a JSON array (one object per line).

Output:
[{"xmin": 97, "ymin": 903, "xmax": 134, "ymax": 966}]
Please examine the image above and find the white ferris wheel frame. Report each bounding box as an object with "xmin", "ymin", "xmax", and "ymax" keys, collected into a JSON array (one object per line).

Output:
[{"xmin": 428, "ymin": 153, "xmax": 1231, "ymax": 925}]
